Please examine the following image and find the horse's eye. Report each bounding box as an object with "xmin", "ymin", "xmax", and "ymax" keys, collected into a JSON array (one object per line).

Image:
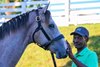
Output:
[{"xmin": 49, "ymin": 24, "xmax": 55, "ymax": 28}]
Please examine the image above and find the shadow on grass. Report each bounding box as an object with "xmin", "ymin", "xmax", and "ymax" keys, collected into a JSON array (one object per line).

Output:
[
  {"xmin": 63, "ymin": 35, "xmax": 100, "ymax": 67},
  {"xmin": 62, "ymin": 60, "xmax": 72, "ymax": 67},
  {"xmin": 88, "ymin": 35, "xmax": 100, "ymax": 66}
]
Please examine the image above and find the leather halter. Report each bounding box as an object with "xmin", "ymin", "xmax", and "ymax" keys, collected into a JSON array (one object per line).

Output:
[{"xmin": 32, "ymin": 9, "xmax": 64, "ymax": 50}]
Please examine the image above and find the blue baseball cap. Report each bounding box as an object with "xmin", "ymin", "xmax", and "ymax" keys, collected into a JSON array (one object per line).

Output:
[{"xmin": 70, "ymin": 27, "xmax": 89, "ymax": 37}]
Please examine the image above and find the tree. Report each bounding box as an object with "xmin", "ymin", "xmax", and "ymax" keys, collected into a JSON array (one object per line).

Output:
[{"xmin": 4, "ymin": 0, "xmax": 20, "ymax": 15}]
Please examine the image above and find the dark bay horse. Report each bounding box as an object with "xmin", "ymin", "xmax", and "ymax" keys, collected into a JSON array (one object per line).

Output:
[{"xmin": 0, "ymin": 5, "xmax": 68, "ymax": 67}]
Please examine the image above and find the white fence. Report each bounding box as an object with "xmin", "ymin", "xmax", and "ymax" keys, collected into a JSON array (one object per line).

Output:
[
  {"xmin": 0, "ymin": 1, "xmax": 49, "ymax": 21},
  {"xmin": 70, "ymin": 0, "xmax": 100, "ymax": 25},
  {"xmin": 0, "ymin": 0, "xmax": 100, "ymax": 26},
  {"xmin": 0, "ymin": 1, "xmax": 69, "ymax": 26}
]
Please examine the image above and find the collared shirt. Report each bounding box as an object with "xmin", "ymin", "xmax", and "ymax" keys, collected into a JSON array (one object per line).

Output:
[{"xmin": 72, "ymin": 47, "xmax": 98, "ymax": 67}]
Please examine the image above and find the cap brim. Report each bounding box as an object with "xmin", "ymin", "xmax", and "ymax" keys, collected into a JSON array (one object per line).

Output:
[
  {"xmin": 70, "ymin": 32, "xmax": 83, "ymax": 36},
  {"xmin": 70, "ymin": 32, "xmax": 77, "ymax": 35}
]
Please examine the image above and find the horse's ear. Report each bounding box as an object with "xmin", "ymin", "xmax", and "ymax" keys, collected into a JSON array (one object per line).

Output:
[{"xmin": 43, "ymin": 2, "xmax": 50, "ymax": 13}]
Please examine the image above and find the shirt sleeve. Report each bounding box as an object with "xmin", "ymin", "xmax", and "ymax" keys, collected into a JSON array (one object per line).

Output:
[{"xmin": 85, "ymin": 52, "xmax": 98, "ymax": 67}]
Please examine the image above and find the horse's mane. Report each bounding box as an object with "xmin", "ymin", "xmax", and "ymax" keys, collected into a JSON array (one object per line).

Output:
[
  {"xmin": 0, "ymin": 11, "xmax": 29, "ymax": 39},
  {"xmin": 0, "ymin": 8, "xmax": 50, "ymax": 39}
]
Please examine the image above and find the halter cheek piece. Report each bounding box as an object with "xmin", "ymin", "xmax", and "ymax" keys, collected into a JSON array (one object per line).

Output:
[{"xmin": 32, "ymin": 9, "xmax": 64, "ymax": 50}]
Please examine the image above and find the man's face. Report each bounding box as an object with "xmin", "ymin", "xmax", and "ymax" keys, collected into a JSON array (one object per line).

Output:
[{"xmin": 73, "ymin": 34, "xmax": 86, "ymax": 49}]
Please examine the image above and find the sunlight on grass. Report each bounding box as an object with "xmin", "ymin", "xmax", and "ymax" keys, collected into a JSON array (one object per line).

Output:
[{"xmin": 16, "ymin": 24, "xmax": 100, "ymax": 67}]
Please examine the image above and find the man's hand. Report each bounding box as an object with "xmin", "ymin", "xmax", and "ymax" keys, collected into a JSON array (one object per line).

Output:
[{"xmin": 66, "ymin": 40, "xmax": 74, "ymax": 59}]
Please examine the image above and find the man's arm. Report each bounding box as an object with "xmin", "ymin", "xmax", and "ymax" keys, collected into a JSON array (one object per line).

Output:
[{"xmin": 69, "ymin": 54, "xmax": 87, "ymax": 67}]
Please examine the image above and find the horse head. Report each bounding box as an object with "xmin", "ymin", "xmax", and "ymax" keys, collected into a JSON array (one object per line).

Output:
[
  {"xmin": 0, "ymin": 3, "xmax": 69, "ymax": 67},
  {"xmin": 28, "ymin": 4, "xmax": 68, "ymax": 59}
]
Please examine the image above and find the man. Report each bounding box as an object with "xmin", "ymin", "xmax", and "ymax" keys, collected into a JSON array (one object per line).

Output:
[{"xmin": 66, "ymin": 26, "xmax": 98, "ymax": 67}]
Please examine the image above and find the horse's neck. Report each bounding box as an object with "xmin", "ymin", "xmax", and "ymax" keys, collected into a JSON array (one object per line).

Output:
[
  {"xmin": 0, "ymin": 28, "xmax": 30, "ymax": 67},
  {"xmin": 0, "ymin": 11, "xmax": 36, "ymax": 67}
]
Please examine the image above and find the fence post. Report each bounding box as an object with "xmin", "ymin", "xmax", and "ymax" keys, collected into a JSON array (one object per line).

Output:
[
  {"xmin": 22, "ymin": 1, "xmax": 27, "ymax": 13},
  {"xmin": 64, "ymin": 0, "xmax": 70, "ymax": 26}
]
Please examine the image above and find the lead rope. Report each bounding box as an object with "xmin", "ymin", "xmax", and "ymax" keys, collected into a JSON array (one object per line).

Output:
[{"xmin": 51, "ymin": 52, "xmax": 57, "ymax": 67}]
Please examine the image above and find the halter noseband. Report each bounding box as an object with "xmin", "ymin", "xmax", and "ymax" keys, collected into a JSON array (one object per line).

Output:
[{"xmin": 32, "ymin": 9, "xmax": 64, "ymax": 50}]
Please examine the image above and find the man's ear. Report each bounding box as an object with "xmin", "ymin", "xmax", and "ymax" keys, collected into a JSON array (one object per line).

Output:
[
  {"xmin": 86, "ymin": 37, "xmax": 89, "ymax": 42},
  {"xmin": 83, "ymin": 37, "xmax": 88, "ymax": 42}
]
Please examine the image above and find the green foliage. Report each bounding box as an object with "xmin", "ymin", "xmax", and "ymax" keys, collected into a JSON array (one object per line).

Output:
[{"xmin": 16, "ymin": 24, "xmax": 100, "ymax": 67}]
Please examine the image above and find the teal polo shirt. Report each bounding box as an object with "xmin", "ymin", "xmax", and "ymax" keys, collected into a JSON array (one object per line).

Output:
[{"xmin": 72, "ymin": 47, "xmax": 98, "ymax": 67}]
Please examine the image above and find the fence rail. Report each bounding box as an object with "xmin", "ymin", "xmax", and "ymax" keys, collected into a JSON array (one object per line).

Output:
[
  {"xmin": 70, "ymin": 0, "xmax": 100, "ymax": 25},
  {"xmin": 0, "ymin": 1, "xmax": 100, "ymax": 26}
]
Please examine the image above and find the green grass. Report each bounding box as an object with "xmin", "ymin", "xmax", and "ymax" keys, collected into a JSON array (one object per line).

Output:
[{"xmin": 16, "ymin": 23, "xmax": 100, "ymax": 67}]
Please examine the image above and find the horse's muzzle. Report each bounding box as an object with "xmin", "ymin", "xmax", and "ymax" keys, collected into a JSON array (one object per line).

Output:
[{"xmin": 56, "ymin": 51, "xmax": 68, "ymax": 59}]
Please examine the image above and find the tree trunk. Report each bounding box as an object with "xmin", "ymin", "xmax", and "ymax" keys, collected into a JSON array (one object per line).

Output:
[{"xmin": 5, "ymin": 0, "xmax": 19, "ymax": 15}]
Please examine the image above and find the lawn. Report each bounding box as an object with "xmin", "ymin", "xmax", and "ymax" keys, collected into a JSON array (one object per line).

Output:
[{"xmin": 16, "ymin": 23, "xmax": 100, "ymax": 67}]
